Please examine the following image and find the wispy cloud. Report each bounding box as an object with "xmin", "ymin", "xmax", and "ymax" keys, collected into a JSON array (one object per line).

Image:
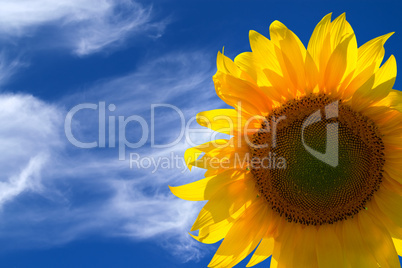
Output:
[
  {"xmin": 53, "ymin": 50, "xmax": 224, "ymax": 261},
  {"xmin": 0, "ymin": 1, "xmax": 217, "ymax": 263},
  {"xmin": 0, "ymin": 52, "xmax": 27, "ymax": 87},
  {"xmin": 0, "ymin": 50, "xmax": 223, "ymax": 262},
  {"xmin": 0, "ymin": 94, "xmax": 63, "ymax": 208},
  {"xmin": 103, "ymin": 179, "xmax": 208, "ymax": 262},
  {"xmin": 0, "ymin": 0, "xmax": 167, "ymax": 55}
]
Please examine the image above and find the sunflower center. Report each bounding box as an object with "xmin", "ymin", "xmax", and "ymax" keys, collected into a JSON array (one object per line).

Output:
[{"xmin": 249, "ymin": 94, "xmax": 385, "ymax": 225}]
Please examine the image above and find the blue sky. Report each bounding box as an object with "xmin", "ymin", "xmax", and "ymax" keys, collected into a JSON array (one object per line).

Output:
[{"xmin": 0, "ymin": 0, "xmax": 401, "ymax": 267}]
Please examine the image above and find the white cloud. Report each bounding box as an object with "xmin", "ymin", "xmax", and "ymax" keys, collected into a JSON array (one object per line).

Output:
[
  {"xmin": 0, "ymin": 51, "xmax": 223, "ymax": 262},
  {"xmin": 0, "ymin": 94, "xmax": 63, "ymax": 207},
  {"xmin": 0, "ymin": 154, "xmax": 46, "ymax": 205},
  {"xmin": 0, "ymin": 0, "xmax": 167, "ymax": 55},
  {"xmin": 103, "ymin": 179, "xmax": 207, "ymax": 262},
  {"xmin": 64, "ymin": 51, "xmax": 221, "ymax": 111},
  {"xmin": 50, "ymin": 51, "xmax": 222, "ymax": 261},
  {"xmin": 0, "ymin": 52, "xmax": 26, "ymax": 86}
]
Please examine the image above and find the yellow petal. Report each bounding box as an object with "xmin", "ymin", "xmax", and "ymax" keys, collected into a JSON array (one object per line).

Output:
[
  {"xmin": 330, "ymin": 13, "xmax": 356, "ymax": 52},
  {"xmin": 307, "ymin": 13, "xmax": 332, "ymax": 71},
  {"xmin": 368, "ymin": 197, "xmax": 402, "ymax": 240},
  {"xmin": 246, "ymin": 237, "xmax": 274, "ymax": 267},
  {"xmin": 383, "ymin": 135, "xmax": 402, "ymax": 148},
  {"xmin": 372, "ymin": 54, "xmax": 397, "ymax": 93},
  {"xmin": 270, "ymin": 257, "xmax": 278, "ymax": 268},
  {"xmin": 323, "ymin": 34, "xmax": 355, "ymax": 94},
  {"xmin": 305, "ymin": 51, "xmax": 319, "ymax": 93},
  {"xmin": 269, "ymin": 21, "xmax": 306, "ymax": 59},
  {"xmin": 191, "ymin": 175, "xmax": 256, "ymax": 231},
  {"xmin": 216, "ymin": 51, "xmax": 241, "ymax": 77},
  {"xmin": 342, "ymin": 62, "xmax": 376, "ymax": 99},
  {"xmin": 184, "ymin": 139, "xmax": 229, "ymax": 170},
  {"xmin": 233, "ymin": 52, "xmax": 285, "ymax": 104},
  {"xmin": 376, "ymin": 89, "xmax": 402, "ymax": 112},
  {"xmin": 374, "ymin": 188, "xmax": 402, "ymax": 228},
  {"xmin": 197, "ymin": 109, "xmax": 244, "ymax": 134},
  {"xmin": 262, "ymin": 68, "xmax": 294, "ymax": 101},
  {"xmin": 234, "ymin": 52, "xmax": 272, "ymax": 87},
  {"xmin": 392, "ymin": 238, "xmax": 402, "ymax": 255},
  {"xmin": 191, "ymin": 141, "xmax": 251, "ymax": 173},
  {"xmin": 191, "ymin": 206, "xmax": 246, "ymax": 244},
  {"xmin": 382, "ymin": 173, "xmax": 402, "ymax": 196},
  {"xmin": 357, "ymin": 211, "xmax": 400, "ymax": 267},
  {"xmin": 308, "ymin": 13, "xmax": 358, "ymax": 95},
  {"xmin": 328, "ymin": 14, "xmax": 358, "ymax": 83},
  {"xmin": 357, "ymin": 32, "xmax": 394, "ymax": 74},
  {"xmin": 352, "ymin": 55, "xmax": 397, "ymax": 110},
  {"xmin": 371, "ymin": 108, "xmax": 402, "ymax": 136},
  {"xmin": 268, "ymin": 218, "xmax": 297, "ymax": 268},
  {"xmin": 341, "ymin": 219, "xmax": 379, "ymax": 267},
  {"xmin": 192, "ymin": 222, "xmax": 232, "ymax": 244},
  {"xmin": 269, "ymin": 20, "xmax": 306, "ymax": 92},
  {"xmin": 316, "ymin": 224, "xmax": 345, "ymax": 268},
  {"xmin": 213, "ymin": 71, "xmax": 272, "ymax": 115},
  {"xmin": 386, "ymin": 166, "xmax": 402, "ymax": 186},
  {"xmin": 276, "ymin": 223, "xmax": 299, "ymax": 268},
  {"xmin": 208, "ymin": 200, "xmax": 268, "ymax": 268},
  {"xmin": 169, "ymin": 169, "xmax": 245, "ymax": 201},
  {"xmin": 290, "ymin": 226, "xmax": 318, "ymax": 268},
  {"xmin": 249, "ymin": 30, "xmax": 282, "ymax": 75},
  {"xmin": 329, "ymin": 13, "xmax": 347, "ymax": 49}
]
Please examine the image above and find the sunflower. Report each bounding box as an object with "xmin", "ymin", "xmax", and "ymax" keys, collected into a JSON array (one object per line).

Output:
[{"xmin": 170, "ymin": 13, "xmax": 402, "ymax": 268}]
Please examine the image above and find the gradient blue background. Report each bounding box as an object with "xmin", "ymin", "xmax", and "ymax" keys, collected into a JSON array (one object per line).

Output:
[{"xmin": 0, "ymin": 0, "xmax": 401, "ymax": 267}]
